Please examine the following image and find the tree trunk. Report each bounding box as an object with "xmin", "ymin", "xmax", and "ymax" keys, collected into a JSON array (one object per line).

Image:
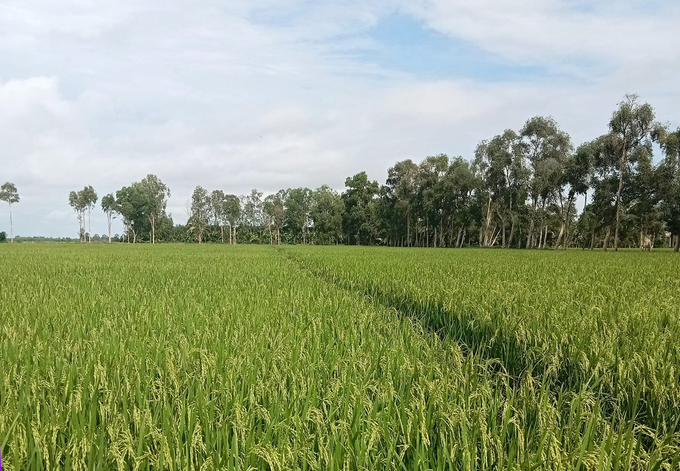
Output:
[
  {"xmin": 460, "ymin": 229, "xmax": 466, "ymax": 248},
  {"xmin": 426, "ymin": 219, "xmax": 429, "ymax": 248},
  {"xmin": 8, "ymin": 202, "xmax": 13, "ymax": 243},
  {"xmin": 675, "ymin": 234, "xmax": 680, "ymax": 253},
  {"xmin": 484, "ymin": 197, "xmax": 492, "ymax": 247},
  {"xmin": 603, "ymin": 226, "xmax": 611, "ymax": 251},
  {"xmin": 589, "ymin": 230, "xmax": 595, "ymax": 250},
  {"xmin": 233, "ymin": 226, "xmax": 237, "ymax": 245},
  {"xmin": 508, "ymin": 217, "xmax": 516, "ymax": 249},
  {"xmin": 221, "ymin": 225, "xmax": 225, "ymax": 244},
  {"xmin": 407, "ymin": 214, "xmax": 411, "ymax": 247},
  {"xmin": 107, "ymin": 215, "xmax": 112, "ymax": 243},
  {"xmin": 614, "ymin": 146, "xmax": 627, "ymax": 251},
  {"xmin": 151, "ymin": 215, "xmax": 156, "ymax": 245},
  {"xmin": 555, "ymin": 223, "xmax": 565, "ymax": 249},
  {"xmin": 88, "ymin": 207, "xmax": 92, "ymax": 243},
  {"xmin": 455, "ymin": 228, "xmax": 463, "ymax": 248},
  {"xmin": 542, "ymin": 224, "xmax": 548, "ymax": 249},
  {"xmin": 526, "ymin": 198, "xmax": 537, "ymax": 249},
  {"xmin": 639, "ymin": 228, "xmax": 644, "ymax": 251},
  {"xmin": 440, "ymin": 219, "xmax": 444, "ymax": 248},
  {"xmin": 490, "ymin": 227, "xmax": 501, "ymax": 247}
]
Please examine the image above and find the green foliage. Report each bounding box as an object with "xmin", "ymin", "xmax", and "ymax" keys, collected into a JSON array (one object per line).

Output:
[
  {"xmin": 0, "ymin": 231, "xmax": 6, "ymax": 242},
  {"xmin": 342, "ymin": 172, "xmax": 379, "ymax": 245},
  {"xmin": 0, "ymin": 182, "xmax": 20, "ymax": 205},
  {"xmin": 189, "ymin": 186, "xmax": 211, "ymax": 243}
]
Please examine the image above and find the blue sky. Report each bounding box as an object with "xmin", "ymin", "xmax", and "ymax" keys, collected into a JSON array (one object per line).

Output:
[
  {"xmin": 366, "ymin": 13, "xmax": 545, "ymax": 82},
  {"xmin": 0, "ymin": 0, "xmax": 679, "ymax": 237}
]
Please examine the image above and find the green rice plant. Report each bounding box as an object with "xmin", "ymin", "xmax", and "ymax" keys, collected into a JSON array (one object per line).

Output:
[
  {"xmin": 1, "ymin": 244, "xmax": 678, "ymax": 469},
  {"xmin": 284, "ymin": 246, "xmax": 680, "ymax": 468}
]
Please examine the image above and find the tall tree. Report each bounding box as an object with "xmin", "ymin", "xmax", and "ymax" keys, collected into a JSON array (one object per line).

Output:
[
  {"xmin": 80, "ymin": 186, "xmax": 98, "ymax": 243},
  {"xmin": 342, "ymin": 172, "xmax": 379, "ymax": 245},
  {"xmin": 224, "ymin": 194, "xmax": 241, "ymax": 244},
  {"xmin": 139, "ymin": 174, "xmax": 170, "ymax": 245},
  {"xmin": 385, "ymin": 160, "xmax": 419, "ymax": 246},
  {"xmin": 211, "ymin": 190, "xmax": 227, "ymax": 244},
  {"xmin": 520, "ymin": 117, "xmax": 572, "ymax": 249},
  {"xmin": 190, "ymin": 186, "xmax": 211, "ymax": 244},
  {"xmin": 590, "ymin": 134, "xmax": 621, "ymax": 250},
  {"xmin": 608, "ymin": 95, "xmax": 656, "ymax": 250},
  {"xmin": 0, "ymin": 182, "xmax": 19, "ymax": 243},
  {"xmin": 115, "ymin": 184, "xmax": 147, "ymax": 243},
  {"xmin": 443, "ymin": 157, "xmax": 479, "ymax": 247},
  {"xmin": 68, "ymin": 190, "xmax": 86, "ymax": 242},
  {"xmin": 101, "ymin": 193, "xmax": 118, "ymax": 243},
  {"xmin": 285, "ymin": 188, "xmax": 312, "ymax": 244},
  {"xmin": 474, "ymin": 131, "xmax": 528, "ymax": 247},
  {"xmin": 264, "ymin": 190, "xmax": 287, "ymax": 245},
  {"xmin": 240, "ymin": 189, "xmax": 264, "ymax": 243},
  {"xmin": 416, "ymin": 155, "xmax": 449, "ymax": 247},
  {"xmin": 557, "ymin": 143, "xmax": 593, "ymax": 248},
  {"xmin": 656, "ymin": 126, "xmax": 680, "ymax": 251},
  {"xmin": 311, "ymin": 185, "xmax": 344, "ymax": 245}
]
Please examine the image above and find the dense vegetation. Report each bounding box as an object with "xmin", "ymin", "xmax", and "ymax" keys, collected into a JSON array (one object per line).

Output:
[
  {"xmin": 1, "ymin": 244, "xmax": 679, "ymax": 469},
  {"xmin": 3, "ymin": 95, "xmax": 680, "ymax": 250}
]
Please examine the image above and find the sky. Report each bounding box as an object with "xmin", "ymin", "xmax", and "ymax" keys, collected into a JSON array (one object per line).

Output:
[{"xmin": 1, "ymin": 0, "xmax": 679, "ymax": 237}]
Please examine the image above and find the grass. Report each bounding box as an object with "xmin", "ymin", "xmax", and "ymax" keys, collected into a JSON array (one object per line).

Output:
[{"xmin": 1, "ymin": 244, "xmax": 679, "ymax": 469}]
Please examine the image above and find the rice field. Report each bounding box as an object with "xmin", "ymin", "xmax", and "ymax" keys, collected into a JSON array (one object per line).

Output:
[{"xmin": 1, "ymin": 244, "xmax": 679, "ymax": 470}]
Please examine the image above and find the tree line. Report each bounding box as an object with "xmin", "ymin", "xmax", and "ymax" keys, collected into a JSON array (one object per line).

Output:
[{"xmin": 2, "ymin": 95, "xmax": 679, "ymax": 250}]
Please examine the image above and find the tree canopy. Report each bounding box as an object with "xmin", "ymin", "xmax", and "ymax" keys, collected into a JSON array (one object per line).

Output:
[{"xmin": 8, "ymin": 95, "xmax": 677, "ymax": 251}]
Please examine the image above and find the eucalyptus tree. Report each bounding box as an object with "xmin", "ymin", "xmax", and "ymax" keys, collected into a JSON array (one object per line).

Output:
[
  {"xmin": 310, "ymin": 185, "xmax": 344, "ymax": 245},
  {"xmin": 223, "ymin": 194, "xmax": 241, "ymax": 244},
  {"xmin": 210, "ymin": 190, "xmax": 226, "ymax": 243},
  {"xmin": 656, "ymin": 126, "xmax": 680, "ymax": 251},
  {"xmin": 444, "ymin": 157, "xmax": 479, "ymax": 247},
  {"xmin": 474, "ymin": 130, "xmax": 528, "ymax": 247},
  {"xmin": 238, "ymin": 189, "xmax": 265, "ymax": 243},
  {"xmin": 285, "ymin": 188, "xmax": 312, "ymax": 244},
  {"xmin": 139, "ymin": 174, "xmax": 170, "ymax": 245},
  {"xmin": 190, "ymin": 186, "xmax": 211, "ymax": 244},
  {"xmin": 607, "ymin": 95, "xmax": 656, "ymax": 250},
  {"xmin": 209, "ymin": 190, "xmax": 241, "ymax": 244},
  {"xmin": 263, "ymin": 190, "xmax": 287, "ymax": 245},
  {"xmin": 342, "ymin": 172, "xmax": 379, "ymax": 245},
  {"xmin": 101, "ymin": 193, "xmax": 118, "ymax": 243},
  {"xmin": 416, "ymin": 154, "xmax": 449, "ymax": 247},
  {"xmin": 79, "ymin": 186, "xmax": 98, "ymax": 243},
  {"xmin": 590, "ymin": 134, "xmax": 622, "ymax": 250},
  {"xmin": 554, "ymin": 143, "xmax": 592, "ymax": 248},
  {"xmin": 0, "ymin": 182, "xmax": 19, "ymax": 243},
  {"xmin": 115, "ymin": 184, "xmax": 147, "ymax": 243},
  {"xmin": 68, "ymin": 190, "xmax": 86, "ymax": 242},
  {"xmin": 520, "ymin": 117, "xmax": 572, "ymax": 248},
  {"xmin": 384, "ymin": 159, "xmax": 419, "ymax": 246}
]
